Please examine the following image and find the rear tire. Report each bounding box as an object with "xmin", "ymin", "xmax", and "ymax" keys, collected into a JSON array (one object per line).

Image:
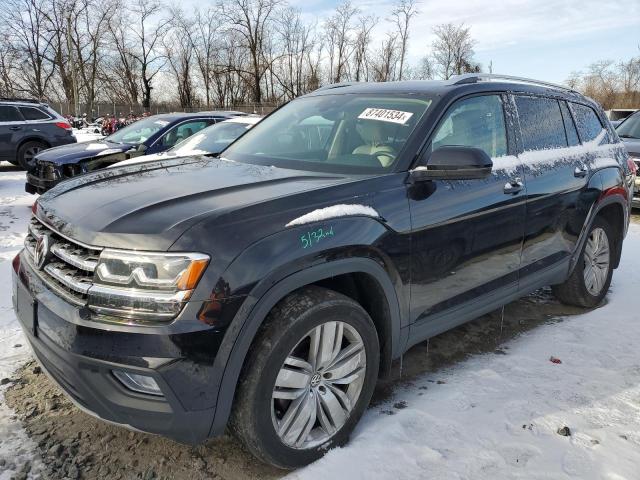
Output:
[
  {"xmin": 552, "ymin": 216, "xmax": 615, "ymax": 308},
  {"xmin": 17, "ymin": 141, "xmax": 47, "ymax": 171},
  {"xmin": 230, "ymin": 286, "xmax": 380, "ymax": 469}
]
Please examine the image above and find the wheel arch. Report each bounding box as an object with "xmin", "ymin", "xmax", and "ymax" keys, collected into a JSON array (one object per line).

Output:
[
  {"xmin": 570, "ymin": 183, "xmax": 629, "ymax": 274},
  {"xmin": 209, "ymin": 257, "xmax": 403, "ymax": 437},
  {"xmin": 16, "ymin": 136, "xmax": 51, "ymax": 154}
]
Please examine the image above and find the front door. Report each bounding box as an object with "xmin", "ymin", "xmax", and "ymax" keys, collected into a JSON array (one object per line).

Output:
[{"xmin": 409, "ymin": 93, "xmax": 526, "ymax": 341}]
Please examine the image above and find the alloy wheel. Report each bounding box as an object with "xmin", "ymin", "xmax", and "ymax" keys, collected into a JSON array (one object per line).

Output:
[
  {"xmin": 271, "ymin": 321, "xmax": 366, "ymax": 449},
  {"xmin": 583, "ymin": 227, "xmax": 610, "ymax": 296}
]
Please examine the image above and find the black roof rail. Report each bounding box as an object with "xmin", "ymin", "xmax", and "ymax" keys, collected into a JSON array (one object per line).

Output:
[
  {"xmin": 449, "ymin": 74, "xmax": 577, "ymax": 93},
  {"xmin": 314, "ymin": 82, "xmax": 360, "ymax": 92},
  {"xmin": 0, "ymin": 97, "xmax": 43, "ymax": 104}
]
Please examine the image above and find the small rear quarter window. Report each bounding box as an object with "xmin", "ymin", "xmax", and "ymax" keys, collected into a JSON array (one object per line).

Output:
[{"xmin": 570, "ymin": 102, "xmax": 608, "ymax": 144}]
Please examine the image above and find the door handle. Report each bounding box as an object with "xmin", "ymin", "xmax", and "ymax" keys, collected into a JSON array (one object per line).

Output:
[
  {"xmin": 503, "ymin": 178, "xmax": 523, "ymax": 195},
  {"xmin": 9, "ymin": 126, "xmax": 21, "ymax": 131},
  {"xmin": 574, "ymin": 164, "xmax": 588, "ymax": 178}
]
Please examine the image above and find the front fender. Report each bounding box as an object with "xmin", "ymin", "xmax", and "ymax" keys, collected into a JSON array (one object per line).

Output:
[{"xmin": 207, "ymin": 216, "xmax": 408, "ymax": 437}]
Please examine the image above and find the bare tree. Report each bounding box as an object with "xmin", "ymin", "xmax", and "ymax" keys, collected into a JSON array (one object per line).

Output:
[
  {"xmin": 352, "ymin": 14, "xmax": 377, "ymax": 82},
  {"xmin": 218, "ymin": 0, "xmax": 281, "ymax": 104},
  {"xmin": 324, "ymin": 0, "xmax": 359, "ymax": 83},
  {"xmin": 371, "ymin": 33, "xmax": 399, "ymax": 82},
  {"xmin": 390, "ymin": 0, "xmax": 419, "ymax": 81},
  {"xmin": 2, "ymin": 0, "xmax": 56, "ymax": 99},
  {"xmin": 165, "ymin": 7, "xmax": 196, "ymax": 107},
  {"xmin": 431, "ymin": 23, "xmax": 476, "ymax": 79}
]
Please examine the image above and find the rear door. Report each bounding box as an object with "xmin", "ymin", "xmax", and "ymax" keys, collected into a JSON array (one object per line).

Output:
[
  {"xmin": 514, "ymin": 95, "xmax": 590, "ymax": 288},
  {"xmin": 409, "ymin": 93, "xmax": 526, "ymax": 339},
  {"xmin": 0, "ymin": 105, "xmax": 25, "ymax": 161}
]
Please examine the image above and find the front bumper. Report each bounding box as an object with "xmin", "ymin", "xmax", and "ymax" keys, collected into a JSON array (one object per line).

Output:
[
  {"xmin": 12, "ymin": 250, "xmax": 235, "ymax": 444},
  {"xmin": 25, "ymin": 172, "xmax": 57, "ymax": 194}
]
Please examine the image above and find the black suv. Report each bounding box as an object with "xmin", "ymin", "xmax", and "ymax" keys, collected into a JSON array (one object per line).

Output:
[
  {"xmin": 12, "ymin": 75, "xmax": 631, "ymax": 469},
  {"xmin": 0, "ymin": 99, "xmax": 75, "ymax": 169},
  {"xmin": 25, "ymin": 111, "xmax": 240, "ymax": 194}
]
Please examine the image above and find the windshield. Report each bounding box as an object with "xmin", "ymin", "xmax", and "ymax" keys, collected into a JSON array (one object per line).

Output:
[
  {"xmin": 106, "ymin": 117, "xmax": 169, "ymax": 145},
  {"xmin": 617, "ymin": 112, "xmax": 640, "ymax": 139},
  {"xmin": 169, "ymin": 121, "xmax": 252, "ymax": 155},
  {"xmin": 223, "ymin": 94, "xmax": 432, "ymax": 173}
]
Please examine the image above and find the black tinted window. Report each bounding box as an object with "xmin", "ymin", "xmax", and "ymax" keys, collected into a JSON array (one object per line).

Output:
[
  {"xmin": 19, "ymin": 106, "xmax": 50, "ymax": 120},
  {"xmin": 515, "ymin": 96, "xmax": 567, "ymax": 151},
  {"xmin": 559, "ymin": 101, "xmax": 580, "ymax": 146},
  {"xmin": 0, "ymin": 105, "xmax": 23, "ymax": 122},
  {"xmin": 571, "ymin": 103, "xmax": 607, "ymax": 144}
]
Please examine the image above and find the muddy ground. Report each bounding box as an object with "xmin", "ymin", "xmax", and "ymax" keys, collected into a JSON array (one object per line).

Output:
[{"xmin": 0, "ymin": 285, "xmax": 592, "ymax": 480}]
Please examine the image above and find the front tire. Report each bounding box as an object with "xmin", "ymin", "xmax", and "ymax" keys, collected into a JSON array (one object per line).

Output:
[
  {"xmin": 552, "ymin": 216, "xmax": 615, "ymax": 308},
  {"xmin": 230, "ymin": 286, "xmax": 380, "ymax": 469}
]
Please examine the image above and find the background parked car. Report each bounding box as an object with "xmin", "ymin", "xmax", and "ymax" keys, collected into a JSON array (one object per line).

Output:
[
  {"xmin": 0, "ymin": 98, "xmax": 75, "ymax": 169},
  {"xmin": 25, "ymin": 111, "xmax": 243, "ymax": 194},
  {"xmin": 108, "ymin": 115, "xmax": 262, "ymax": 169},
  {"xmin": 616, "ymin": 110, "xmax": 640, "ymax": 207}
]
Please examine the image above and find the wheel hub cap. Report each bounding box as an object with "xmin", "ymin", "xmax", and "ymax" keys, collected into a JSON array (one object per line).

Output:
[
  {"xmin": 583, "ymin": 227, "xmax": 610, "ymax": 296},
  {"xmin": 271, "ymin": 321, "xmax": 366, "ymax": 449}
]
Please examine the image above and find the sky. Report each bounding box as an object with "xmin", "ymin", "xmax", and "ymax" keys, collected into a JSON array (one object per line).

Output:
[{"xmin": 285, "ymin": 0, "xmax": 640, "ymax": 84}]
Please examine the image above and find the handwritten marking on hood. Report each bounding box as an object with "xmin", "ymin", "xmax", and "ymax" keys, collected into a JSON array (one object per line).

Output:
[{"xmin": 286, "ymin": 204, "xmax": 380, "ymax": 227}]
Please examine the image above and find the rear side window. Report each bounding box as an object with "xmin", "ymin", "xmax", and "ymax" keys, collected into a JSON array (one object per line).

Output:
[
  {"xmin": 0, "ymin": 105, "xmax": 23, "ymax": 122},
  {"xmin": 515, "ymin": 96, "xmax": 567, "ymax": 151},
  {"xmin": 432, "ymin": 94, "xmax": 507, "ymax": 157},
  {"xmin": 571, "ymin": 103, "xmax": 607, "ymax": 144},
  {"xmin": 559, "ymin": 101, "xmax": 580, "ymax": 146},
  {"xmin": 19, "ymin": 106, "xmax": 50, "ymax": 120}
]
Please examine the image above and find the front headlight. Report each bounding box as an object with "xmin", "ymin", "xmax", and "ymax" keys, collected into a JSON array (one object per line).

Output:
[{"xmin": 88, "ymin": 249, "xmax": 209, "ymax": 322}]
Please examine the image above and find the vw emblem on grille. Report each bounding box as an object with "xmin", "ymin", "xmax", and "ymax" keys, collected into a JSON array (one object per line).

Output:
[{"xmin": 34, "ymin": 234, "xmax": 50, "ymax": 270}]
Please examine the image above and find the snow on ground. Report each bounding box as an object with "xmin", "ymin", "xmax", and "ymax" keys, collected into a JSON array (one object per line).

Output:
[
  {"xmin": 0, "ymin": 165, "xmax": 41, "ymax": 479},
  {"xmin": 294, "ymin": 227, "xmax": 640, "ymax": 480},
  {"xmin": 1, "ymin": 163, "xmax": 640, "ymax": 480}
]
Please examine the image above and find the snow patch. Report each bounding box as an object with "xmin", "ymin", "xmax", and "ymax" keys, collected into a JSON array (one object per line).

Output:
[
  {"xmin": 492, "ymin": 129, "xmax": 616, "ymax": 175},
  {"xmin": 286, "ymin": 204, "xmax": 380, "ymax": 227}
]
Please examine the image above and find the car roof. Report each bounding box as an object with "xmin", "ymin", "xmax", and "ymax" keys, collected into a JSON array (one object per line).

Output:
[
  {"xmin": 304, "ymin": 73, "xmax": 587, "ymax": 103},
  {"xmin": 0, "ymin": 98, "xmax": 48, "ymax": 107}
]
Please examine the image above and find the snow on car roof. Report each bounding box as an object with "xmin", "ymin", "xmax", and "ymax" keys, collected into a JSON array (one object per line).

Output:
[{"xmin": 222, "ymin": 116, "xmax": 263, "ymax": 125}]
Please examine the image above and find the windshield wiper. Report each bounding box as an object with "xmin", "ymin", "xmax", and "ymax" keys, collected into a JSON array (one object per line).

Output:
[{"xmin": 619, "ymin": 134, "xmax": 639, "ymax": 139}]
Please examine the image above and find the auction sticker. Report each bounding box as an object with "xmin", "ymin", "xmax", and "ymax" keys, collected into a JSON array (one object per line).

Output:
[{"xmin": 358, "ymin": 108, "xmax": 413, "ymax": 124}]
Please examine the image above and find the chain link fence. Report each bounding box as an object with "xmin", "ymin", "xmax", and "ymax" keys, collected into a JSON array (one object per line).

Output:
[{"xmin": 50, "ymin": 101, "xmax": 280, "ymax": 118}]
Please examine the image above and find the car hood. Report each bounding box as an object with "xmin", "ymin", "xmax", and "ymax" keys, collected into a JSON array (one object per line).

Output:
[
  {"xmin": 35, "ymin": 140, "xmax": 134, "ymax": 165},
  {"xmin": 36, "ymin": 156, "xmax": 350, "ymax": 250},
  {"xmin": 622, "ymin": 138, "xmax": 640, "ymax": 157}
]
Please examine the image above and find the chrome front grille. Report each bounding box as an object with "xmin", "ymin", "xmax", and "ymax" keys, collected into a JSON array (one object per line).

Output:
[{"xmin": 24, "ymin": 217, "xmax": 102, "ymax": 305}]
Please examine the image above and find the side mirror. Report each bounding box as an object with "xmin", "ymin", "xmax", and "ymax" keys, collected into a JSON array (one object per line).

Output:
[{"xmin": 410, "ymin": 146, "xmax": 493, "ymax": 181}]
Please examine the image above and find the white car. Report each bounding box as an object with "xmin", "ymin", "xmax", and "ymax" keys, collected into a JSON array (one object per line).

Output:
[{"xmin": 108, "ymin": 116, "xmax": 262, "ymax": 168}]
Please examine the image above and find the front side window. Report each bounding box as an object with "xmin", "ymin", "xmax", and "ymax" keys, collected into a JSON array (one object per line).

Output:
[
  {"xmin": 160, "ymin": 120, "xmax": 209, "ymax": 148},
  {"xmin": 19, "ymin": 106, "xmax": 50, "ymax": 120},
  {"xmin": 0, "ymin": 105, "xmax": 22, "ymax": 122},
  {"xmin": 571, "ymin": 102, "xmax": 607, "ymax": 144},
  {"xmin": 432, "ymin": 95, "xmax": 507, "ymax": 157},
  {"xmin": 515, "ymin": 96, "xmax": 567, "ymax": 151},
  {"xmin": 106, "ymin": 117, "xmax": 171, "ymax": 145},
  {"xmin": 224, "ymin": 94, "xmax": 432, "ymax": 173}
]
